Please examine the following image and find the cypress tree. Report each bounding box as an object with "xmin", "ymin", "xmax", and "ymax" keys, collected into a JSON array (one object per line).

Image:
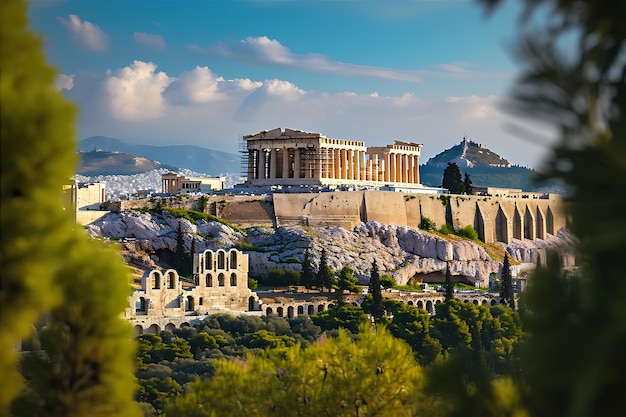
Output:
[
  {"xmin": 175, "ymin": 223, "xmax": 186, "ymax": 274},
  {"xmin": 444, "ymin": 262, "xmax": 454, "ymax": 302},
  {"xmin": 463, "ymin": 172, "xmax": 473, "ymax": 194},
  {"xmin": 442, "ymin": 162, "xmax": 464, "ymax": 194},
  {"xmin": 369, "ymin": 260, "xmax": 384, "ymax": 321},
  {"xmin": 317, "ymin": 248, "xmax": 335, "ymax": 292},
  {"xmin": 300, "ymin": 249, "xmax": 316, "ymax": 288},
  {"xmin": 500, "ymin": 253, "xmax": 515, "ymax": 310}
]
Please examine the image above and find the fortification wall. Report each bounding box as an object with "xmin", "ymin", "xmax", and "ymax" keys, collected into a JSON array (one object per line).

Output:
[{"xmin": 106, "ymin": 191, "xmax": 565, "ymax": 244}]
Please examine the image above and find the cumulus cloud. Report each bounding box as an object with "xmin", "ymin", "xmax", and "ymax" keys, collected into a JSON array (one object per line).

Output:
[
  {"xmin": 57, "ymin": 14, "xmax": 109, "ymax": 51},
  {"xmin": 67, "ymin": 61, "xmax": 551, "ymax": 168},
  {"xmin": 54, "ymin": 73, "xmax": 74, "ymax": 91},
  {"xmin": 165, "ymin": 66, "xmax": 223, "ymax": 104},
  {"xmin": 133, "ymin": 32, "xmax": 166, "ymax": 49},
  {"xmin": 104, "ymin": 61, "xmax": 173, "ymax": 120}
]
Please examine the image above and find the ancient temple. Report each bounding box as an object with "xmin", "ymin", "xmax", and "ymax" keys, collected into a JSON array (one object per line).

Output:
[{"xmin": 242, "ymin": 128, "xmax": 423, "ymax": 188}]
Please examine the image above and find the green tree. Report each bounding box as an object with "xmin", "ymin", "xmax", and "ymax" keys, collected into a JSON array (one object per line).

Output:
[
  {"xmin": 442, "ymin": 162, "xmax": 465, "ymax": 194},
  {"xmin": 1, "ymin": 1, "xmax": 140, "ymax": 415},
  {"xmin": 175, "ymin": 223, "xmax": 187, "ymax": 274},
  {"xmin": 499, "ymin": 253, "xmax": 514, "ymax": 310},
  {"xmin": 300, "ymin": 249, "xmax": 316, "ymax": 288},
  {"xmin": 336, "ymin": 264, "xmax": 359, "ymax": 297},
  {"xmin": 444, "ymin": 262, "xmax": 455, "ymax": 302},
  {"xmin": 311, "ymin": 303, "xmax": 369, "ymax": 334},
  {"xmin": 367, "ymin": 260, "xmax": 384, "ymax": 321},
  {"xmin": 166, "ymin": 325, "xmax": 426, "ymax": 417},
  {"xmin": 379, "ymin": 274, "xmax": 396, "ymax": 289},
  {"xmin": 463, "ymin": 172, "xmax": 473, "ymax": 194},
  {"xmin": 385, "ymin": 300, "xmax": 442, "ymax": 365},
  {"xmin": 316, "ymin": 248, "xmax": 335, "ymax": 292},
  {"xmin": 0, "ymin": 0, "xmax": 77, "ymax": 407}
]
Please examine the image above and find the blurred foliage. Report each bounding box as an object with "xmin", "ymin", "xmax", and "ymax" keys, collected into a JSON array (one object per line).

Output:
[{"xmin": 1, "ymin": 0, "xmax": 140, "ymax": 415}]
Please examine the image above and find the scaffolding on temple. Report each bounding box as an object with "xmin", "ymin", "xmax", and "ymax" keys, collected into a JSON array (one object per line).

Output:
[{"xmin": 239, "ymin": 135, "xmax": 249, "ymax": 182}]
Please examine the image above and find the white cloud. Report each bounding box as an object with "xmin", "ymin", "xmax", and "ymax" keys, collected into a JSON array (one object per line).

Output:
[
  {"xmin": 208, "ymin": 36, "xmax": 424, "ymax": 83},
  {"xmin": 57, "ymin": 15, "xmax": 109, "ymax": 51},
  {"xmin": 165, "ymin": 66, "xmax": 223, "ymax": 104},
  {"xmin": 263, "ymin": 79, "xmax": 304, "ymax": 97},
  {"xmin": 104, "ymin": 61, "xmax": 173, "ymax": 120},
  {"xmin": 134, "ymin": 32, "xmax": 166, "ymax": 49},
  {"xmin": 67, "ymin": 61, "xmax": 553, "ymax": 168},
  {"xmin": 54, "ymin": 73, "xmax": 74, "ymax": 91}
]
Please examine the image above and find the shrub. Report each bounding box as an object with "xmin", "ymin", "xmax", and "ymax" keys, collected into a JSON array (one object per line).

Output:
[
  {"xmin": 457, "ymin": 225, "xmax": 479, "ymax": 240},
  {"xmin": 439, "ymin": 223, "xmax": 455, "ymax": 235},
  {"xmin": 420, "ymin": 216, "xmax": 437, "ymax": 231}
]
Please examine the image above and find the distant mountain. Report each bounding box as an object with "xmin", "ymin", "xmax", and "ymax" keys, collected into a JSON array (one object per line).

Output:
[
  {"xmin": 421, "ymin": 138, "xmax": 557, "ymax": 191},
  {"xmin": 78, "ymin": 150, "xmax": 178, "ymax": 176},
  {"xmin": 426, "ymin": 137, "xmax": 510, "ymax": 168},
  {"xmin": 79, "ymin": 136, "xmax": 240, "ymax": 175}
]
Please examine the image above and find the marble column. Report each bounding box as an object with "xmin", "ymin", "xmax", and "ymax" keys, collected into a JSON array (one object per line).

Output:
[
  {"xmin": 282, "ymin": 149, "xmax": 289, "ymax": 179},
  {"xmin": 269, "ymin": 149, "xmax": 277, "ymax": 179},
  {"xmin": 258, "ymin": 150, "xmax": 266, "ymax": 179}
]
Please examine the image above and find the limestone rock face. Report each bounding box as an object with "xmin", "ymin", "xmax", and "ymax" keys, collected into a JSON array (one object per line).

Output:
[{"xmin": 86, "ymin": 211, "xmax": 573, "ymax": 287}]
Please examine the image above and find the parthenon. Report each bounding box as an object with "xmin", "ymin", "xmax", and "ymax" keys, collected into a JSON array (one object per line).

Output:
[{"xmin": 242, "ymin": 128, "xmax": 423, "ymax": 188}]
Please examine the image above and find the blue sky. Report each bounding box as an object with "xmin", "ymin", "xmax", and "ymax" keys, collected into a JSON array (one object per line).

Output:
[{"xmin": 29, "ymin": 0, "xmax": 556, "ymax": 168}]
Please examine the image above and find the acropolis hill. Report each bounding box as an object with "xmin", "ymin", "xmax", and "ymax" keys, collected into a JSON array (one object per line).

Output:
[{"xmin": 107, "ymin": 127, "xmax": 566, "ymax": 245}]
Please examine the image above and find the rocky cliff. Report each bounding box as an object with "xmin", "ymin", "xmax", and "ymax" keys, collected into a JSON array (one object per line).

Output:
[{"xmin": 86, "ymin": 210, "xmax": 573, "ymax": 287}]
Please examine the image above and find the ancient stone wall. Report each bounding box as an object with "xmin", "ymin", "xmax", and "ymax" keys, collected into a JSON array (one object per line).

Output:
[{"xmin": 108, "ymin": 191, "xmax": 565, "ymax": 244}]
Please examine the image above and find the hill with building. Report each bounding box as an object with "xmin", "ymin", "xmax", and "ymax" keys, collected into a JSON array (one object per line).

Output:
[
  {"xmin": 420, "ymin": 137, "xmax": 556, "ymax": 191},
  {"xmin": 79, "ymin": 136, "xmax": 240, "ymax": 175}
]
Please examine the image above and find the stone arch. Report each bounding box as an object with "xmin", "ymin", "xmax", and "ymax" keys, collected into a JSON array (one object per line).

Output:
[
  {"xmin": 136, "ymin": 297, "xmax": 147, "ymax": 313},
  {"xmin": 277, "ymin": 307, "xmax": 284, "ymax": 317},
  {"xmin": 308, "ymin": 305, "xmax": 315, "ymax": 315},
  {"xmin": 513, "ymin": 206, "xmax": 523, "ymax": 240},
  {"xmin": 318, "ymin": 304, "xmax": 325, "ymax": 313},
  {"xmin": 230, "ymin": 273, "xmax": 237, "ymax": 287},
  {"xmin": 165, "ymin": 323, "xmax": 176, "ymax": 331},
  {"xmin": 217, "ymin": 250, "xmax": 226, "ymax": 269},
  {"xmin": 133, "ymin": 325, "xmax": 143, "ymax": 338},
  {"xmin": 230, "ymin": 250, "xmax": 238, "ymax": 269},
  {"xmin": 536, "ymin": 206, "xmax": 546, "ymax": 240},
  {"xmin": 417, "ymin": 300, "xmax": 423, "ymax": 309},
  {"xmin": 464, "ymin": 299, "xmax": 469, "ymax": 303},
  {"xmin": 152, "ymin": 271, "xmax": 161, "ymax": 290},
  {"xmin": 496, "ymin": 206, "xmax": 510, "ymax": 243},
  {"xmin": 547, "ymin": 206, "xmax": 555, "ymax": 235},
  {"xmin": 328, "ymin": 303, "xmax": 335, "ymax": 309},
  {"xmin": 204, "ymin": 251, "xmax": 213, "ymax": 271},
  {"xmin": 297, "ymin": 305, "xmax": 304, "ymax": 315},
  {"xmin": 147, "ymin": 324, "xmax": 160, "ymax": 334},
  {"xmin": 218, "ymin": 273, "xmax": 225, "ymax": 287},
  {"xmin": 473, "ymin": 300, "xmax": 479, "ymax": 305},
  {"xmin": 491, "ymin": 299, "xmax": 497, "ymax": 306},
  {"xmin": 180, "ymin": 322, "xmax": 190, "ymax": 328},
  {"xmin": 426, "ymin": 300, "xmax": 433, "ymax": 314},
  {"xmin": 407, "ymin": 300, "xmax": 414, "ymax": 306},
  {"xmin": 248, "ymin": 296, "xmax": 257, "ymax": 311},
  {"xmin": 266, "ymin": 307, "xmax": 273, "ymax": 315},
  {"xmin": 287, "ymin": 306, "xmax": 295, "ymax": 318},
  {"xmin": 524, "ymin": 206, "xmax": 535, "ymax": 240},
  {"xmin": 481, "ymin": 299, "xmax": 488, "ymax": 305},
  {"xmin": 206, "ymin": 274, "xmax": 213, "ymax": 287},
  {"xmin": 186, "ymin": 296, "xmax": 195, "ymax": 311},
  {"xmin": 168, "ymin": 271, "xmax": 177, "ymax": 289}
]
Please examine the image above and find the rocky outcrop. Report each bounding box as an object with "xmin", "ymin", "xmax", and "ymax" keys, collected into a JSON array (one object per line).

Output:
[{"xmin": 86, "ymin": 210, "xmax": 573, "ymax": 287}]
